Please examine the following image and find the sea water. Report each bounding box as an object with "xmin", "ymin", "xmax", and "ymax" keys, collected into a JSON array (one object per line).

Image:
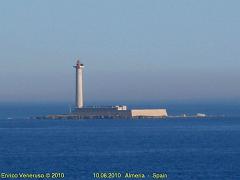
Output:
[{"xmin": 0, "ymin": 103, "xmax": 240, "ymax": 180}]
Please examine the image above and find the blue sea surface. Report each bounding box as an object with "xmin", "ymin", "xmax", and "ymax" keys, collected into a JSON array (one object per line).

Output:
[{"xmin": 0, "ymin": 103, "xmax": 240, "ymax": 180}]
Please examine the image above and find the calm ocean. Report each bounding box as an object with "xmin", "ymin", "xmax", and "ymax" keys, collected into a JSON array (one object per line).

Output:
[{"xmin": 0, "ymin": 103, "xmax": 240, "ymax": 180}]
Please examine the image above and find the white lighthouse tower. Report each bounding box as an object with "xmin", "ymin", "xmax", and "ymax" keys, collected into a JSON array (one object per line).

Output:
[{"xmin": 73, "ymin": 60, "xmax": 84, "ymax": 108}]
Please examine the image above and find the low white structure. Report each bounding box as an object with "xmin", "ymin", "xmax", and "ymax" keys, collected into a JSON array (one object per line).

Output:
[
  {"xmin": 196, "ymin": 113, "xmax": 207, "ymax": 117},
  {"xmin": 115, "ymin": 105, "xmax": 127, "ymax": 110},
  {"xmin": 131, "ymin": 109, "xmax": 168, "ymax": 118}
]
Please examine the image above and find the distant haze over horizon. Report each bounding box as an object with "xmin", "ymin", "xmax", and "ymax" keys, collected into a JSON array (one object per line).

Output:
[{"xmin": 0, "ymin": 0, "xmax": 240, "ymax": 103}]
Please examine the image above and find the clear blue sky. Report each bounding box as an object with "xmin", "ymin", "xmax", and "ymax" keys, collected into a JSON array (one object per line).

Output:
[{"xmin": 0, "ymin": 0, "xmax": 239, "ymax": 104}]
